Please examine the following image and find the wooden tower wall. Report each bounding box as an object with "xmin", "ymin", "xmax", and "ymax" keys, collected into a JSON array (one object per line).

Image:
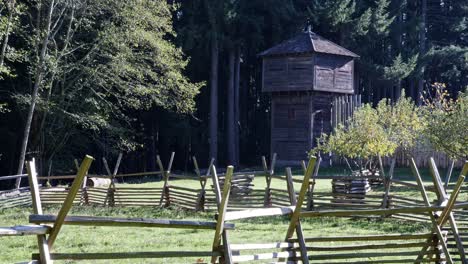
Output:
[
  {"xmin": 262, "ymin": 56, "xmax": 314, "ymax": 92},
  {"xmin": 270, "ymin": 93, "xmax": 313, "ymax": 162},
  {"xmin": 270, "ymin": 92, "xmax": 334, "ymax": 163},
  {"xmin": 314, "ymin": 54, "xmax": 354, "ymax": 94}
]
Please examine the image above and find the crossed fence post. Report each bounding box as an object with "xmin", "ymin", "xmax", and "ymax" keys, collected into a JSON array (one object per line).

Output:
[
  {"xmin": 102, "ymin": 153, "xmax": 123, "ymax": 207},
  {"xmin": 304, "ymin": 156, "xmax": 321, "ymax": 210},
  {"xmin": 26, "ymin": 155, "xmax": 94, "ymax": 263},
  {"xmin": 281, "ymin": 156, "xmax": 317, "ymax": 264},
  {"xmin": 26, "ymin": 158, "xmax": 53, "ymax": 264},
  {"xmin": 211, "ymin": 164, "xmax": 234, "ymax": 264},
  {"xmin": 157, "ymin": 152, "xmax": 175, "ymax": 207},
  {"xmin": 426, "ymin": 158, "xmax": 468, "ymax": 263},
  {"xmin": 262, "ymin": 153, "xmax": 276, "ymax": 207},
  {"xmin": 193, "ymin": 156, "xmax": 214, "ymax": 211},
  {"xmin": 74, "ymin": 159, "xmax": 88, "ymax": 206},
  {"xmin": 410, "ymin": 158, "xmax": 468, "ymax": 264}
]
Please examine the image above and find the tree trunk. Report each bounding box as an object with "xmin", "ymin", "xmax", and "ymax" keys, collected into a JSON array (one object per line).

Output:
[
  {"xmin": 393, "ymin": 0, "xmax": 404, "ymax": 101},
  {"xmin": 209, "ymin": 36, "xmax": 219, "ymax": 162},
  {"xmin": 0, "ymin": 1, "xmax": 15, "ymax": 67},
  {"xmin": 234, "ymin": 46, "xmax": 240, "ymax": 165},
  {"xmin": 16, "ymin": 0, "xmax": 55, "ymax": 188},
  {"xmin": 227, "ymin": 48, "xmax": 236, "ymax": 166},
  {"xmin": 417, "ymin": 0, "xmax": 427, "ymax": 105}
]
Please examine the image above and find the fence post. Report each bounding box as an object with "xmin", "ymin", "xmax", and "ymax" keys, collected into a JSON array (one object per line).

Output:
[
  {"xmin": 285, "ymin": 156, "xmax": 316, "ymax": 240},
  {"xmin": 26, "ymin": 159, "xmax": 52, "ymax": 264},
  {"xmin": 211, "ymin": 165, "xmax": 233, "ymax": 264},
  {"xmin": 103, "ymin": 158, "xmax": 116, "ymax": 207},
  {"xmin": 285, "ymin": 166, "xmax": 309, "ymax": 264},
  {"xmin": 157, "ymin": 152, "xmax": 175, "ymax": 207},
  {"xmin": 262, "ymin": 153, "xmax": 276, "ymax": 207},
  {"xmin": 410, "ymin": 158, "xmax": 454, "ymax": 264},
  {"xmin": 47, "ymin": 155, "xmax": 93, "ymax": 249},
  {"xmin": 75, "ymin": 159, "xmax": 89, "ymax": 206},
  {"xmin": 195, "ymin": 158, "xmax": 214, "ymax": 211},
  {"xmin": 306, "ymin": 156, "xmax": 321, "ymax": 210}
]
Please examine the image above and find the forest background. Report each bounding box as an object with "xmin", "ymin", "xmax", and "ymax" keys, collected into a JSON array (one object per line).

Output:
[{"xmin": 0, "ymin": 0, "xmax": 466, "ymax": 185}]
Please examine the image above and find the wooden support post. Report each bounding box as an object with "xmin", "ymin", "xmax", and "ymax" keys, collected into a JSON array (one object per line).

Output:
[
  {"xmin": 193, "ymin": 156, "xmax": 203, "ymax": 211},
  {"xmin": 444, "ymin": 160, "xmax": 455, "ymax": 189},
  {"xmin": 429, "ymin": 158, "xmax": 445, "ymax": 203},
  {"xmin": 156, "ymin": 155, "xmax": 165, "ymax": 206},
  {"xmin": 192, "ymin": 156, "xmax": 202, "ymax": 180},
  {"xmin": 102, "ymin": 158, "xmax": 115, "ymax": 207},
  {"xmin": 286, "ymin": 156, "xmax": 316, "ymax": 239},
  {"xmin": 262, "ymin": 154, "xmax": 276, "ymax": 207},
  {"xmin": 114, "ymin": 153, "xmax": 123, "ymax": 182},
  {"xmin": 167, "ymin": 152, "xmax": 175, "ymax": 172},
  {"xmin": 306, "ymin": 156, "xmax": 321, "ymax": 210},
  {"xmin": 211, "ymin": 165, "xmax": 233, "ymax": 264},
  {"xmin": 157, "ymin": 152, "xmax": 175, "ymax": 207},
  {"xmin": 26, "ymin": 159, "xmax": 52, "ymax": 264},
  {"xmin": 381, "ymin": 157, "xmax": 396, "ymax": 209},
  {"xmin": 300, "ymin": 160, "xmax": 307, "ymax": 174},
  {"xmin": 438, "ymin": 176, "xmax": 464, "ymax": 226},
  {"xmin": 429, "ymin": 159, "xmax": 467, "ymax": 263},
  {"xmin": 285, "ymin": 167, "xmax": 309, "ymax": 264},
  {"xmin": 410, "ymin": 158, "xmax": 453, "ymax": 264},
  {"xmin": 47, "ymin": 155, "xmax": 93, "ymax": 249},
  {"xmin": 75, "ymin": 159, "xmax": 88, "ymax": 206},
  {"xmin": 193, "ymin": 157, "xmax": 214, "ymax": 211}
]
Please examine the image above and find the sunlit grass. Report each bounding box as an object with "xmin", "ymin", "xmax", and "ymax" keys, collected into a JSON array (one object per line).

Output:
[{"xmin": 0, "ymin": 166, "xmax": 464, "ymax": 263}]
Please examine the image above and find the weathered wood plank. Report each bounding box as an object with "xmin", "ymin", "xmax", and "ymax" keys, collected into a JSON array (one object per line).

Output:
[
  {"xmin": 32, "ymin": 251, "xmax": 221, "ymax": 260},
  {"xmin": 230, "ymin": 242, "xmax": 295, "ymax": 250},
  {"xmin": 285, "ymin": 156, "xmax": 316, "ymax": 239},
  {"xmin": 410, "ymin": 158, "xmax": 453, "ymax": 264},
  {"xmin": 288, "ymin": 233, "xmax": 433, "ymax": 243},
  {"xmin": 300, "ymin": 205, "xmax": 446, "ymax": 218},
  {"xmin": 225, "ymin": 206, "xmax": 294, "ymax": 221},
  {"xmin": 26, "ymin": 159, "xmax": 52, "ymax": 264},
  {"xmin": 29, "ymin": 214, "xmax": 234, "ymax": 230},
  {"xmin": 0, "ymin": 225, "xmax": 50, "ymax": 236},
  {"xmin": 211, "ymin": 165, "xmax": 233, "ymax": 263},
  {"xmin": 232, "ymin": 251, "xmax": 295, "ymax": 262},
  {"xmin": 47, "ymin": 155, "xmax": 94, "ymax": 248}
]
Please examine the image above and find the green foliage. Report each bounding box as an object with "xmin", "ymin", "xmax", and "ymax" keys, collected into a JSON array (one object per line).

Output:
[
  {"xmin": 422, "ymin": 83, "xmax": 468, "ymax": 160},
  {"xmin": 7, "ymin": 0, "xmax": 201, "ymax": 160},
  {"xmin": 383, "ymin": 54, "xmax": 418, "ymax": 81},
  {"xmin": 370, "ymin": 0, "xmax": 394, "ymax": 36},
  {"xmin": 376, "ymin": 90, "xmax": 425, "ymax": 152},
  {"xmin": 354, "ymin": 8, "xmax": 371, "ymax": 36},
  {"xmin": 313, "ymin": 92, "xmax": 425, "ymax": 169},
  {"xmin": 0, "ymin": 1, "xmax": 25, "ymax": 79},
  {"xmin": 313, "ymin": 104, "xmax": 397, "ymax": 164},
  {"xmin": 0, "ymin": 102, "xmax": 8, "ymax": 113},
  {"xmin": 92, "ymin": 0, "xmax": 202, "ymax": 114},
  {"xmin": 310, "ymin": 0, "xmax": 356, "ymax": 27}
]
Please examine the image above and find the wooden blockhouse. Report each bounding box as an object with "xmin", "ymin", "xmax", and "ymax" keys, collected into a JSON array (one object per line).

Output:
[{"xmin": 259, "ymin": 30, "xmax": 359, "ymax": 164}]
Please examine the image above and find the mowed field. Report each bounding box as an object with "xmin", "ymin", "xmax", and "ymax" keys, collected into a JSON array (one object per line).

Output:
[{"xmin": 0, "ymin": 166, "xmax": 462, "ymax": 263}]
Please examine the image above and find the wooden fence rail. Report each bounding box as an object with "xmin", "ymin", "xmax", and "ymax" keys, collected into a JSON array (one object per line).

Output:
[
  {"xmin": 226, "ymin": 157, "xmax": 468, "ymax": 264},
  {"xmin": 1, "ymin": 155, "xmax": 467, "ymax": 263},
  {"xmin": 0, "ymin": 155, "xmax": 237, "ymax": 264}
]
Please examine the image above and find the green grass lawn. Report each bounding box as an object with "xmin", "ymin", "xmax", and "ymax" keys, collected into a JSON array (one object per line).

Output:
[
  {"xmin": 0, "ymin": 166, "xmax": 464, "ymax": 263},
  {"xmin": 0, "ymin": 206, "xmax": 431, "ymax": 263}
]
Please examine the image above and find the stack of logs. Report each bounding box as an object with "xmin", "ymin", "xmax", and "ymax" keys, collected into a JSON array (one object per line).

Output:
[
  {"xmin": 332, "ymin": 173, "xmax": 371, "ymax": 204},
  {"xmin": 332, "ymin": 178, "xmax": 371, "ymax": 195},
  {"xmin": 217, "ymin": 173, "xmax": 254, "ymax": 197}
]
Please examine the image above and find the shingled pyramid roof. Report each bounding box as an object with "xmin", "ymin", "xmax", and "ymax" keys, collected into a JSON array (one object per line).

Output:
[{"xmin": 259, "ymin": 31, "xmax": 359, "ymax": 58}]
